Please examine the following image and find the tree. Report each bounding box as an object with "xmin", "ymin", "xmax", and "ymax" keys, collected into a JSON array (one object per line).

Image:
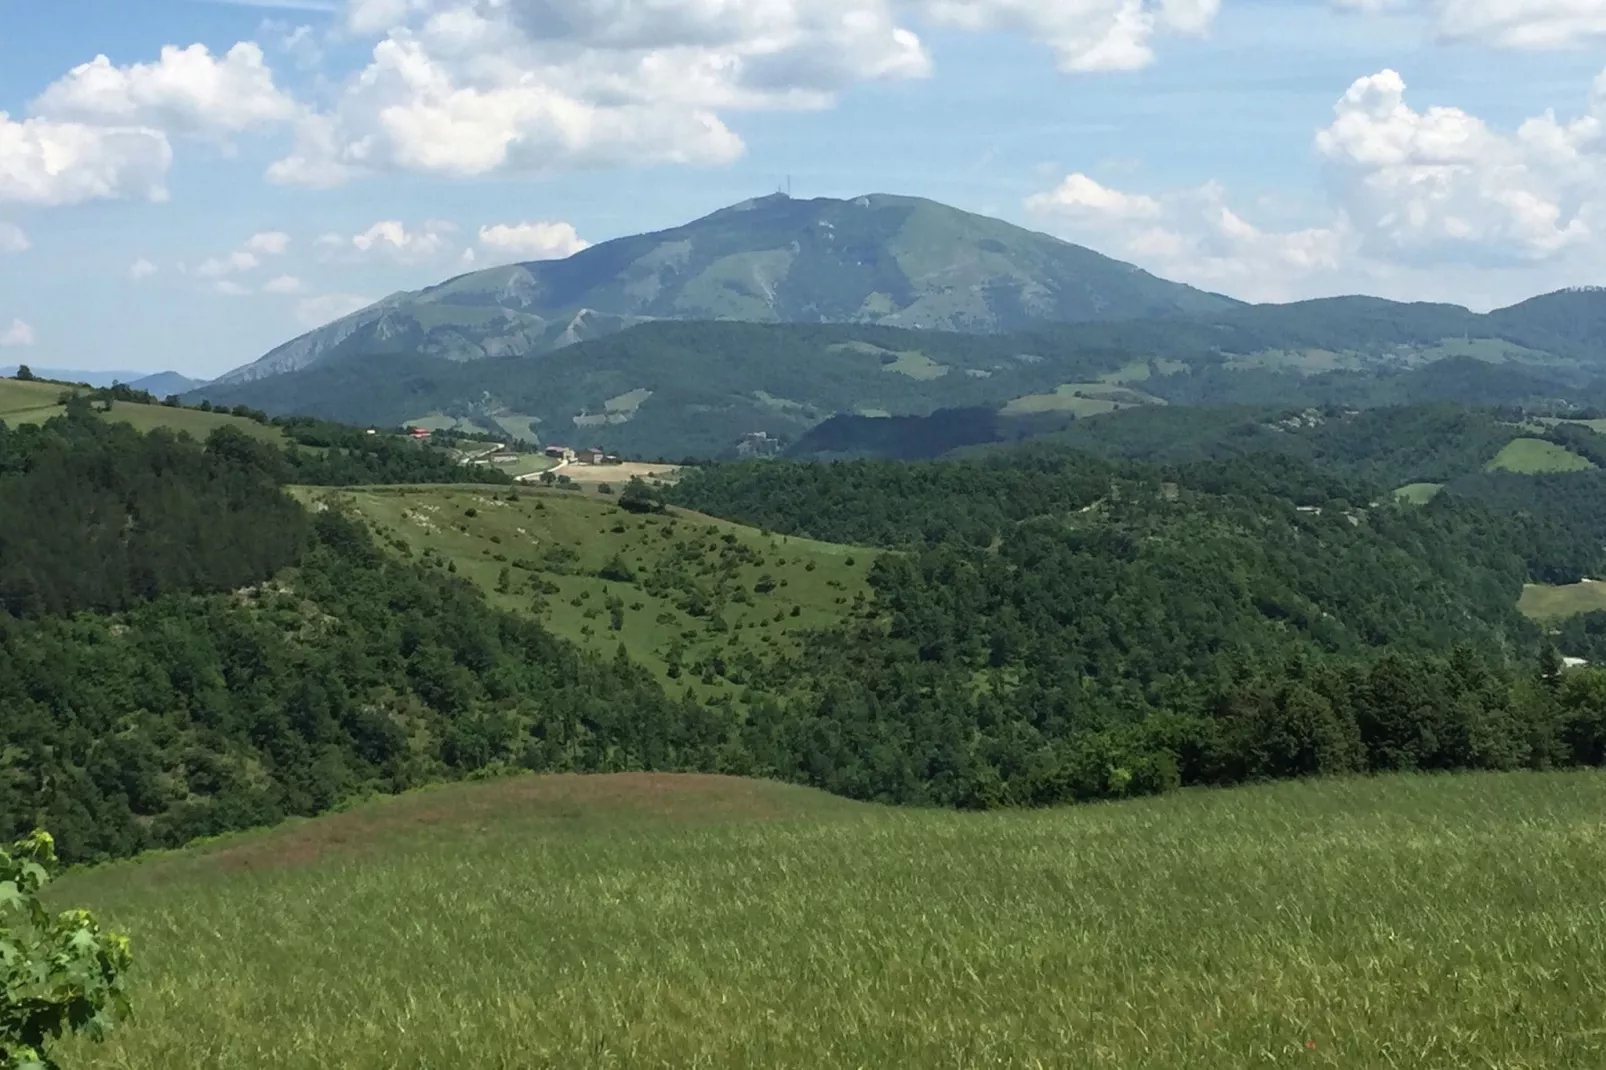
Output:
[
  {"xmin": 0, "ymin": 831, "xmax": 132, "ymax": 1069},
  {"xmin": 12, "ymin": 366, "xmax": 33, "ymax": 382},
  {"xmin": 619, "ymin": 477, "xmax": 665, "ymax": 515}
]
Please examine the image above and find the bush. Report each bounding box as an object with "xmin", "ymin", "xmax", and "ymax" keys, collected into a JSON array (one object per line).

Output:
[{"xmin": 0, "ymin": 831, "xmax": 133, "ymax": 1068}]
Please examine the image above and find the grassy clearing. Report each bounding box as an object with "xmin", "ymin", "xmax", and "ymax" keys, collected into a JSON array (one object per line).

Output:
[
  {"xmin": 1486, "ymin": 437, "xmax": 1596, "ymax": 474},
  {"xmin": 1520, "ymin": 580, "xmax": 1606, "ymax": 619},
  {"xmin": 293, "ymin": 484, "xmax": 873, "ymax": 692},
  {"xmin": 53, "ymin": 769, "xmax": 1606, "ymax": 1069},
  {"xmin": 1393, "ymin": 482, "xmax": 1444, "ymax": 504}
]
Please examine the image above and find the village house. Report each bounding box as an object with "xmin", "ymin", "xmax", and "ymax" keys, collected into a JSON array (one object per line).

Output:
[
  {"xmin": 576, "ymin": 446, "xmax": 606, "ymax": 464},
  {"xmin": 544, "ymin": 445, "xmax": 575, "ymax": 461}
]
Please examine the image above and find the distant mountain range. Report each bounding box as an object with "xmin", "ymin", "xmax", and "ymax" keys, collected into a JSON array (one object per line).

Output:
[
  {"xmin": 191, "ymin": 193, "xmax": 1606, "ymax": 460},
  {"xmin": 211, "ymin": 192, "xmax": 1239, "ymax": 386}
]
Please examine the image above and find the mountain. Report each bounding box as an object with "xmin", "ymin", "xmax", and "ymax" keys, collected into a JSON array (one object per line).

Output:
[
  {"xmin": 213, "ymin": 193, "xmax": 1241, "ymax": 385},
  {"xmin": 128, "ymin": 371, "xmax": 202, "ymax": 396}
]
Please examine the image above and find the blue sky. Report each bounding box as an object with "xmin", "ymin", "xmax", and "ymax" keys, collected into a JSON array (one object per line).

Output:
[{"xmin": 4, "ymin": 0, "xmax": 1606, "ymax": 378}]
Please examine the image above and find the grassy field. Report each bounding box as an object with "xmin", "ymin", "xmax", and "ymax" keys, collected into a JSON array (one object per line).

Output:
[
  {"xmin": 1485, "ymin": 437, "xmax": 1596, "ymax": 474},
  {"xmin": 2, "ymin": 377, "xmax": 286, "ymax": 443},
  {"xmin": 52, "ymin": 769, "xmax": 1606, "ymax": 1069},
  {"xmin": 1520, "ymin": 580, "xmax": 1606, "ymax": 619},
  {"xmin": 1001, "ymin": 382, "xmax": 1162, "ymax": 417},
  {"xmin": 1393, "ymin": 482, "xmax": 1444, "ymax": 504},
  {"xmin": 293, "ymin": 484, "xmax": 873, "ymax": 692}
]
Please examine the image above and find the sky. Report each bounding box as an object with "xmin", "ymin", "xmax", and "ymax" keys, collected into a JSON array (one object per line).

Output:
[{"xmin": 4, "ymin": 0, "xmax": 1606, "ymax": 378}]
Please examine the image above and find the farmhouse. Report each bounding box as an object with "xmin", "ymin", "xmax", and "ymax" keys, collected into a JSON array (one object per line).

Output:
[
  {"xmin": 544, "ymin": 445, "xmax": 575, "ymax": 460},
  {"xmin": 576, "ymin": 447, "xmax": 606, "ymax": 464},
  {"xmin": 406, "ymin": 427, "xmax": 431, "ymax": 441}
]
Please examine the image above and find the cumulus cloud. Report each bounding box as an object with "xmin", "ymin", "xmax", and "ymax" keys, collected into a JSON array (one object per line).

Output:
[
  {"xmin": 263, "ymin": 274, "xmax": 305, "ymax": 294},
  {"xmin": 1028, "ymin": 173, "xmax": 1348, "ymax": 301},
  {"xmin": 477, "ymin": 220, "xmax": 590, "ymax": 261},
  {"xmin": 320, "ymin": 219, "xmax": 458, "ymax": 263},
  {"xmin": 0, "ymin": 113, "xmax": 171, "ymax": 205},
  {"xmin": 272, "ymin": 0, "xmax": 932, "ymax": 184},
  {"xmin": 296, "ymin": 292, "xmax": 373, "ymax": 327},
  {"xmin": 0, "ymin": 320, "xmax": 36, "ymax": 347},
  {"xmin": 33, "ymin": 43, "xmax": 298, "ymax": 136},
  {"xmin": 0, "ymin": 223, "xmax": 28, "ymax": 253},
  {"xmin": 214, "ymin": 280, "xmax": 252, "ymax": 296},
  {"xmin": 129, "ymin": 258, "xmax": 159, "ymax": 280},
  {"xmin": 1315, "ymin": 68, "xmax": 1596, "ymax": 265},
  {"xmin": 1027, "ymin": 65, "xmax": 1606, "ymax": 306}
]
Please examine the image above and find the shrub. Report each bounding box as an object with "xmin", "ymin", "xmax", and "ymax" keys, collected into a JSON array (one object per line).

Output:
[{"xmin": 0, "ymin": 831, "xmax": 133, "ymax": 1069}]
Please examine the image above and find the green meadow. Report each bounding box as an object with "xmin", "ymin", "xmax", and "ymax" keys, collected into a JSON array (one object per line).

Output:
[
  {"xmin": 1485, "ymin": 437, "xmax": 1596, "ymax": 474},
  {"xmin": 52, "ymin": 769, "xmax": 1606, "ymax": 1069},
  {"xmin": 293, "ymin": 484, "xmax": 875, "ymax": 691}
]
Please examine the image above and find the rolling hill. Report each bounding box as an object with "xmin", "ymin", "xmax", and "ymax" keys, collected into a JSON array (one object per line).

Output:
[
  {"xmin": 212, "ymin": 192, "xmax": 1241, "ymax": 386},
  {"xmin": 53, "ymin": 769, "xmax": 1606, "ymax": 1068}
]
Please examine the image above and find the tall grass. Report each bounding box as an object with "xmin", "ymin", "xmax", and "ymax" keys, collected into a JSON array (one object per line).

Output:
[{"xmin": 56, "ymin": 771, "xmax": 1606, "ymax": 1068}]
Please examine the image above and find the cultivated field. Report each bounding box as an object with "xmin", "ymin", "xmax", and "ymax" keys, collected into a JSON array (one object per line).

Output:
[
  {"xmin": 545, "ymin": 461, "xmax": 683, "ymax": 488},
  {"xmin": 1486, "ymin": 437, "xmax": 1596, "ymax": 474},
  {"xmin": 53, "ymin": 769, "xmax": 1606, "ymax": 1069},
  {"xmin": 293, "ymin": 484, "xmax": 873, "ymax": 692}
]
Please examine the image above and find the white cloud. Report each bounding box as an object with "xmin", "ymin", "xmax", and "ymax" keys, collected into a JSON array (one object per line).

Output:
[
  {"xmin": 215, "ymin": 280, "xmax": 253, "ymax": 296},
  {"xmin": 244, "ymin": 230, "xmax": 292, "ymax": 255},
  {"xmin": 1315, "ymin": 69, "xmax": 1594, "ymax": 264},
  {"xmin": 263, "ymin": 274, "xmax": 305, "ymax": 293},
  {"xmin": 1027, "ymin": 173, "xmax": 1348, "ymax": 301},
  {"xmin": 0, "ymin": 113, "xmax": 171, "ymax": 205},
  {"xmin": 320, "ymin": 219, "xmax": 458, "ymax": 263},
  {"xmin": 1025, "ymin": 173, "xmax": 1162, "ymax": 221},
  {"xmin": 0, "ymin": 320, "xmax": 36, "ymax": 347},
  {"xmin": 296, "ymin": 292, "xmax": 373, "ymax": 327},
  {"xmin": 1334, "ymin": 0, "xmax": 1606, "ymax": 48},
  {"xmin": 917, "ymin": 0, "xmax": 1220, "ymax": 72},
  {"xmin": 1434, "ymin": 0, "xmax": 1606, "ymax": 47},
  {"xmin": 32, "ymin": 43, "xmax": 298, "ymax": 136},
  {"xmin": 0, "ymin": 223, "xmax": 28, "ymax": 253},
  {"xmin": 272, "ymin": 0, "xmax": 933, "ymax": 184},
  {"xmin": 477, "ymin": 220, "xmax": 590, "ymax": 261},
  {"xmin": 198, "ymin": 250, "xmax": 262, "ymax": 277},
  {"xmin": 129, "ymin": 258, "xmax": 159, "ymax": 280},
  {"xmin": 1025, "ymin": 65, "xmax": 1606, "ymax": 307}
]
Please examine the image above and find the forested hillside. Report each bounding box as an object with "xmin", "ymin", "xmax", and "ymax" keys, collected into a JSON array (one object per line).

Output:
[{"xmin": 12, "ymin": 399, "xmax": 1606, "ymax": 866}]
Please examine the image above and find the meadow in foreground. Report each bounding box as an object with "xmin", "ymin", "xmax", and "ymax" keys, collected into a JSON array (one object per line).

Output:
[{"xmin": 52, "ymin": 770, "xmax": 1606, "ymax": 1069}]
